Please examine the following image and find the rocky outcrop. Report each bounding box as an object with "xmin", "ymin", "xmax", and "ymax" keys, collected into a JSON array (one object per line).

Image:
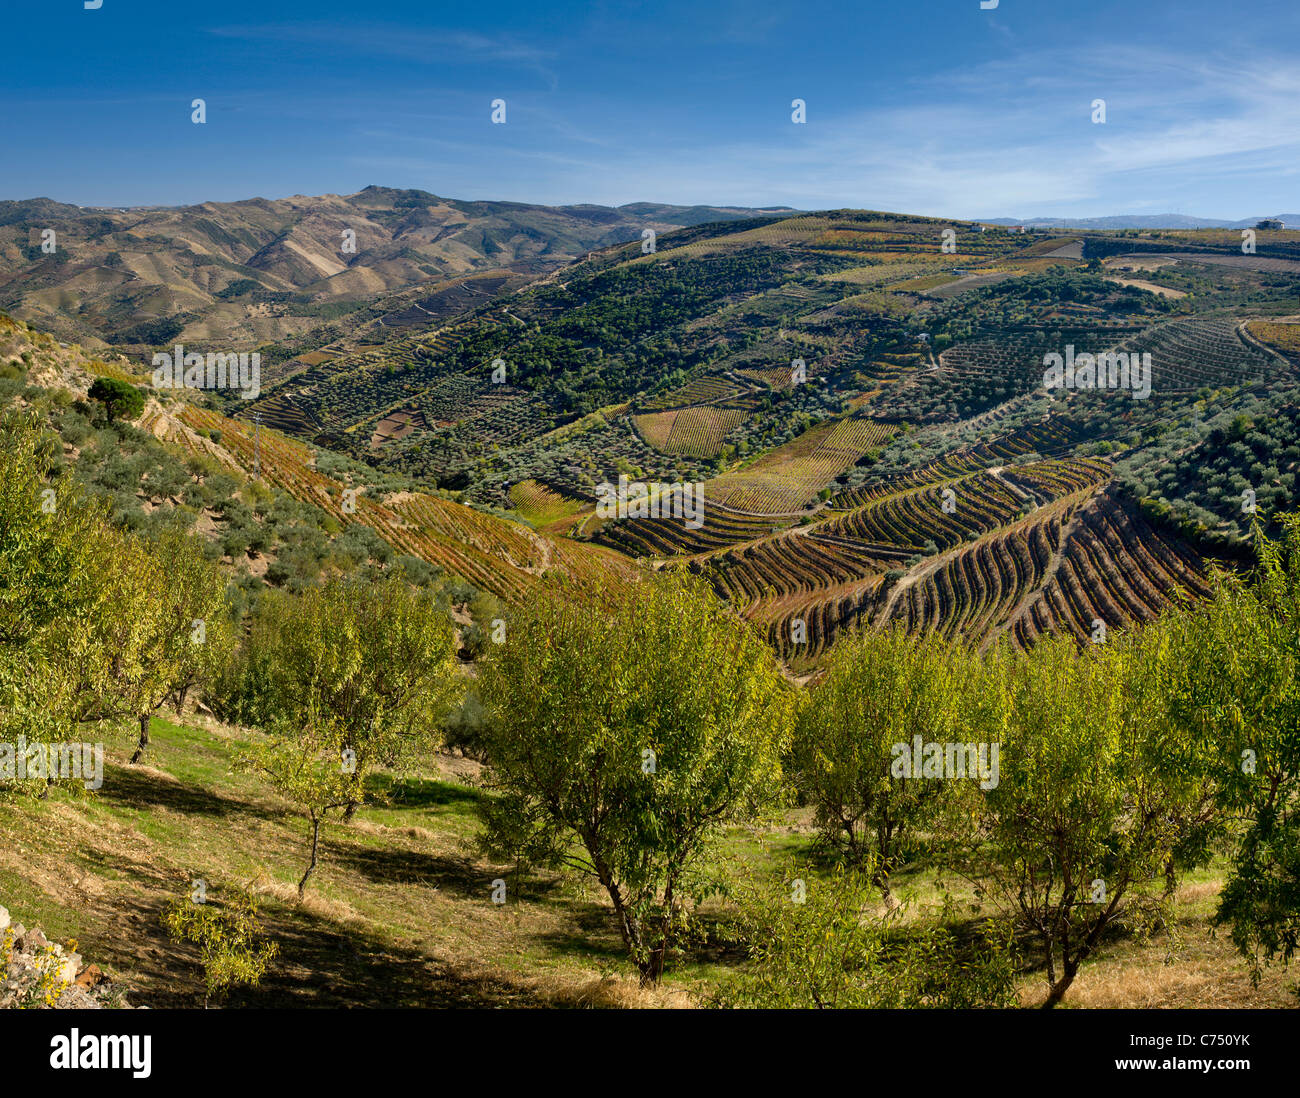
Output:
[{"xmin": 0, "ymin": 904, "xmax": 133, "ymax": 1009}]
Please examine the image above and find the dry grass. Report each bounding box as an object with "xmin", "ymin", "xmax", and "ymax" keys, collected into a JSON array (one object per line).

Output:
[
  {"xmin": 1, "ymin": 716, "xmax": 1295, "ymax": 1011},
  {"xmin": 1247, "ymin": 321, "xmax": 1300, "ymax": 357}
]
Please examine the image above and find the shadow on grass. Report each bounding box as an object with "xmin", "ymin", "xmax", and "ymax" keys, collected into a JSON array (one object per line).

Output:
[
  {"xmin": 89, "ymin": 891, "xmax": 534, "ymax": 1009},
  {"xmin": 321, "ymin": 841, "xmax": 488, "ymax": 897},
  {"xmin": 533, "ymin": 897, "xmax": 628, "ymax": 967},
  {"xmin": 364, "ymin": 773, "xmax": 486, "ymax": 811},
  {"xmin": 97, "ymin": 763, "xmax": 282, "ymax": 823}
]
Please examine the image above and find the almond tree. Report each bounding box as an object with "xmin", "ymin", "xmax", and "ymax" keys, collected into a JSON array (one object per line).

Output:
[
  {"xmin": 1167, "ymin": 519, "xmax": 1300, "ymax": 981},
  {"xmin": 121, "ymin": 526, "xmax": 235, "ymax": 763},
  {"xmin": 792, "ymin": 627, "xmax": 985, "ymax": 898},
  {"xmin": 0, "ymin": 413, "xmax": 125, "ymax": 783},
  {"xmin": 957, "ymin": 632, "xmax": 1218, "ymax": 1008},
  {"xmin": 477, "ymin": 573, "xmax": 794, "ymax": 986},
  {"xmin": 251, "ymin": 574, "xmax": 459, "ymax": 824}
]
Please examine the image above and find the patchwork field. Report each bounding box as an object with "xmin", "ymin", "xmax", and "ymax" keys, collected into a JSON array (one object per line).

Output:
[
  {"xmin": 705, "ymin": 418, "xmax": 899, "ymax": 514},
  {"xmin": 633, "ymin": 405, "xmax": 750, "ymax": 457}
]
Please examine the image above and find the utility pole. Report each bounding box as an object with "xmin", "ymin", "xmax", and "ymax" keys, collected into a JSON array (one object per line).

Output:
[{"xmin": 253, "ymin": 412, "xmax": 262, "ymax": 481}]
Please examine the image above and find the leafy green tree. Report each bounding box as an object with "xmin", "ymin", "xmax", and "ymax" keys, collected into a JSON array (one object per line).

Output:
[
  {"xmin": 121, "ymin": 526, "xmax": 237, "ymax": 763},
  {"xmin": 721, "ymin": 864, "xmax": 1019, "ymax": 1009},
  {"xmin": 245, "ymin": 717, "xmax": 360, "ymax": 897},
  {"xmin": 0, "ymin": 413, "xmax": 127, "ymax": 790},
  {"xmin": 0, "ymin": 412, "xmax": 109, "ymax": 651},
  {"xmin": 792, "ymin": 628, "xmax": 983, "ymax": 898},
  {"xmin": 959, "ymin": 634, "xmax": 1218, "ymax": 1008},
  {"xmin": 87, "ymin": 377, "xmax": 145, "ymax": 423},
  {"xmin": 1167, "ymin": 519, "xmax": 1300, "ymax": 981},
  {"xmin": 477, "ymin": 573, "xmax": 794, "ymax": 985},
  {"xmin": 251, "ymin": 574, "xmax": 459, "ymax": 822}
]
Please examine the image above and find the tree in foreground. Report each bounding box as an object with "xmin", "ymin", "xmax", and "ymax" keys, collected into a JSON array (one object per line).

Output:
[
  {"xmin": 1165, "ymin": 519, "xmax": 1300, "ymax": 983},
  {"xmin": 959, "ymin": 633, "xmax": 1218, "ymax": 1008},
  {"xmin": 241, "ymin": 575, "xmax": 459, "ymax": 894},
  {"xmin": 792, "ymin": 627, "xmax": 987, "ymax": 898},
  {"xmin": 120, "ymin": 526, "xmax": 236, "ymax": 763},
  {"xmin": 477, "ymin": 573, "xmax": 794, "ymax": 986}
]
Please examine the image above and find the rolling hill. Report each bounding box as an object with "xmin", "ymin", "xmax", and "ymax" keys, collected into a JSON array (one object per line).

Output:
[
  {"xmin": 232, "ymin": 208, "xmax": 1300, "ymax": 667},
  {"xmin": 0, "ymin": 188, "xmax": 789, "ymax": 354}
]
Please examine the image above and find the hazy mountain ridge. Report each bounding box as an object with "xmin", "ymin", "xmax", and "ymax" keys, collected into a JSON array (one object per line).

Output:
[
  {"xmin": 0, "ymin": 188, "xmax": 786, "ymax": 352},
  {"xmin": 986, "ymin": 214, "xmax": 1300, "ymax": 230}
]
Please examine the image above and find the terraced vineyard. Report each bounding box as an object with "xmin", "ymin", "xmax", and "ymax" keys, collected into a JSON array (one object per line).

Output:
[
  {"xmin": 831, "ymin": 417, "xmax": 1089, "ymax": 509},
  {"xmin": 177, "ymin": 406, "xmax": 629, "ymax": 600},
  {"xmin": 706, "ymin": 417, "xmax": 898, "ymax": 513},
  {"xmin": 639, "ymin": 375, "xmax": 742, "ymax": 410},
  {"xmin": 1005, "ymin": 490, "xmax": 1213, "ymax": 648},
  {"xmin": 594, "ymin": 501, "xmax": 784, "ymax": 558},
  {"xmin": 1245, "ymin": 320, "xmax": 1300, "ymax": 359},
  {"xmin": 234, "ymin": 209, "xmax": 1300, "ymax": 669},
  {"xmin": 821, "ymin": 459, "xmax": 1108, "ymax": 552},
  {"xmin": 759, "ymin": 487, "xmax": 1214, "ymax": 666},
  {"xmin": 508, "ymin": 478, "xmax": 589, "ymax": 532}
]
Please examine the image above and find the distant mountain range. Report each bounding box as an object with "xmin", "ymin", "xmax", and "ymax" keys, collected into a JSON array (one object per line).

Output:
[
  {"xmin": 983, "ymin": 214, "xmax": 1299, "ymax": 230},
  {"xmin": 3, "ymin": 184, "xmax": 1292, "ymax": 354},
  {"xmin": 0, "ymin": 188, "xmax": 791, "ymax": 350}
]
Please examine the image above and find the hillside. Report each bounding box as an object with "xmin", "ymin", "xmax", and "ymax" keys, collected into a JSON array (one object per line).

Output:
[
  {"xmin": 0, "ymin": 312, "xmax": 631, "ymax": 613},
  {"xmin": 2, "ymin": 711, "xmax": 1292, "ymax": 1009},
  {"xmin": 5, "ymin": 212, "xmax": 1300, "ymax": 1017},
  {"xmin": 0, "ymin": 189, "xmax": 787, "ymax": 354},
  {"xmin": 235, "ymin": 210, "xmax": 1300, "ymax": 668}
]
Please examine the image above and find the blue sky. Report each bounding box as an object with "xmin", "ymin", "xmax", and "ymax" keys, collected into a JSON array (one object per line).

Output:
[{"xmin": 4, "ymin": 0, "xmax": 1298, "ymax": 219}]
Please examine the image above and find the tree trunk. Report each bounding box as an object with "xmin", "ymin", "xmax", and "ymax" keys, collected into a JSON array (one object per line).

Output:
[
  {"xmin": 1041, "ymin": 959, "xmax": 1078, "ymax": 1009},
  {"xmin": 341, "ymin": 768, "xmax": 361, "ymax": 822},
  {"xmin": 1162, "ymin": 855, "xmax": 1179, "ymax": 902},
  {"xmin": 298, "ymin": 813, "xmax": 321, "ymax": 899},
  {"xmin": 129, "ymin": 713, "xmax": 150, "ymax": 764},
  {"xmin": 639, "ymin": 947, "xmax": 665, "ymax": 988},
  {"xmin": 597, "ymin": 869, "xmax": 643, "ymax": 971}
]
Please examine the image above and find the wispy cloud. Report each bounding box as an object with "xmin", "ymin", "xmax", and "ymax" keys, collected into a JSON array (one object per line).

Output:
[{"xmin": 206, "ymin": 22, "xmax": 559, "ymax": 87}]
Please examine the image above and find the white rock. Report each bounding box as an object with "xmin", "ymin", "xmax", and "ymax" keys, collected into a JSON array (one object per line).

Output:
[
  {"xmin": 0, "ymin": 905, "xmax": 9, "ymax": 931},
  {"xmin": 60, "ymin": 955, "xmax": 81, "ymax": 985}
]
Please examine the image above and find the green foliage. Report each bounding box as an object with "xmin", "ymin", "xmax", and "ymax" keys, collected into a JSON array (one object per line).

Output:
[
  {"xmin": 476, "ymin": 572, "xmax": 795, "ymax": 984},
  {"xmin": 1165, "ymin": 518, "xmax": 1300, "ymax": 982},
  {"xmin": 233, "ymin": 573, "xmax": 460, "ymax": 893},
  {"xmin": 793, "ymin": 628, "xmax": 983, "ymax": 895},
  {"xmin": 243, "ymin": 574, "xmax": 458, "ymax": 810},
  {"xmin": 87, "ymin": 377, "xmax": 145, "ymax": 422},
  {"xmin": 163, "ymin": 889, "xmax": 278, "ymax": 1005},
  {"xmin": 955, "ymin": 631, "xmax": 1219, "ymax": 1007},
  {"xmin": 720, "ymin": 865, "xmax": 1019, "ymax": 1009}
]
